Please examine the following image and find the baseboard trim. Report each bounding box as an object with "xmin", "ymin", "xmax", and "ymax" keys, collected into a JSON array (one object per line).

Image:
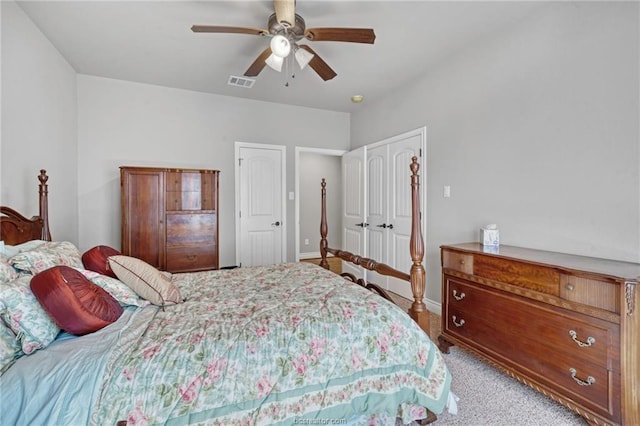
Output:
[
  {"xmin": 299, "ymin": 251, "xmax": 322, "ymax": 260},
  {"xmin": 424, "ymin": 298, "xmax": 441, "ymax": 315}
]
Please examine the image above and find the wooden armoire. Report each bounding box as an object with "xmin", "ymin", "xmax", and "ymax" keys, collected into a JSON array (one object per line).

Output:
[{"xmin": 120, "ymin": 166, "xmax": 219, "ymax": 273}]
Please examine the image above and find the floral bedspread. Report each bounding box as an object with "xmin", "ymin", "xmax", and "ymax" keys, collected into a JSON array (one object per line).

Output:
[{"xmin": 91, "ymin": 262, "xmax": 450, "ymax": 425}]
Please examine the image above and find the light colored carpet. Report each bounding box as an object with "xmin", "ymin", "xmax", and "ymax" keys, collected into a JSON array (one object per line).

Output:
[
  {"xmin": 387, "ymin": 293, "xmax": 587, "ymax": 426},
  {"xmin": 433, "ymin": 347, "xmax": 587, "ymax": 425}
]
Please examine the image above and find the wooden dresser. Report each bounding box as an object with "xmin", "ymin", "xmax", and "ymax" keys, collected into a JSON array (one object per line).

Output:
[
  {"xmin": 120, "ymin": 166, "xmax": 219, "ymax": 273},
  {"xmin": 438, "ymin": 243, "xmax": 639, "ymax": 425}
]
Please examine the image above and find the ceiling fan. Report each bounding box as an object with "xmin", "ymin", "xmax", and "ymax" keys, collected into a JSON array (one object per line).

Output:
[{"xmin": 191, "ymin": 0, "xmax": 376, "ymax": 81}]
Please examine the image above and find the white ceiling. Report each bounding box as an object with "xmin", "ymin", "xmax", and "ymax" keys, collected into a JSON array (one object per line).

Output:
[{"xmin": 16, "ymin": 1, "xmax": 543, "ymax": 113}]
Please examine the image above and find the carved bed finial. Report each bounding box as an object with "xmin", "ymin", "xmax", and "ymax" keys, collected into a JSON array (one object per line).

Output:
[{"xmin": 39, "ymin": 169, "xmax": 49, "ymax": 185}]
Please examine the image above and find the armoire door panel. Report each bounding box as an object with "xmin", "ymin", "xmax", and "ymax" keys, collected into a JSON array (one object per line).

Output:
[{"xmin": 121, "ymin": 169, "xmax": 165, "ymax": 269}]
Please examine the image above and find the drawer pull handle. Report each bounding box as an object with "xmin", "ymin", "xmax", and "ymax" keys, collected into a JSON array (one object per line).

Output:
[
  {"xmin": 569, "ymin": 368, "xmax": 595, "ymax": 386},
  {"xmin": 569, "ymin": 330, "xmax": 595, "ymax": 347},
  {"xmin": 459, "ymin": 259, "xmax": 465, "ymax": 265},
  {"xmin": 186, "ymin": 255, "xmax": 197, "ymax": 260},
  {"xmin": 452, "ymin": 315, "xmax": 465, "ymax": 327},
  {"xmin": 566, "ymin": 284, "xmax": 574, "ymax": 291},
  {"xmin": 453, "ymin": 290, "xmax": 466, "ymax": 301}
]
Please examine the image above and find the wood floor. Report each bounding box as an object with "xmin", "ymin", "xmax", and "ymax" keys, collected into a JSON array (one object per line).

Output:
[{"xmin": 300, "ymin": 256, "xmax": 342, "ymax": 274}]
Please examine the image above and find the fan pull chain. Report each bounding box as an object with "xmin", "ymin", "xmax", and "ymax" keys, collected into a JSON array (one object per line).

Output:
[{"xmin": 285, "ymin": 51, "xmax": 294, "ymax": 87}]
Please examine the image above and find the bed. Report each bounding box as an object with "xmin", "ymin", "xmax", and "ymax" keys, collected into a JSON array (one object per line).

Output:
[{"xmin": 0, "ymin": 160, "xmax": 452, "ymax": 425}]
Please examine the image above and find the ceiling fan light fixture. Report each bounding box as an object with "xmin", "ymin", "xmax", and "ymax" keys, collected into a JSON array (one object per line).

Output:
[
  {"xmin": 270, "ymin": 34, "xmax": 291, "ymax": 58},
  {"xmin": 294, "ymin": 47, "xmax": 314, "ymax": 70},
  {"xmin": 265, "ymin": 54, "xmax": 284, "ymax": 72}
]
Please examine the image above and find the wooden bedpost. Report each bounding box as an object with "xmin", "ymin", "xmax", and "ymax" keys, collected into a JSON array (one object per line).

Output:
[
  {"xmin": 38, "ymin": 170, "xmax": 52, "ymax": 241},
  {"xmin": 408, "ymin": 157, "xmax": 430, "ymax": 334},
  {"xmin": 318, "ymin": 159, "xmax": 431, "ymax": 336},
  {"xmin": 319, "ymin": 178, "xmax": 330, "ymax": 270}
]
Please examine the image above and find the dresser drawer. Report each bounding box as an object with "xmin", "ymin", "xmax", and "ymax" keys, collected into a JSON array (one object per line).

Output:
[
  {"xmin": 443, "ymin": 277, "xmax": 620, "ymax": 421},
  {"xmin": 560, "ymin": 274, "xmax": 620, "ymax": 313},
  {"xmin": 473, "ymin": 255, "xmax": 560, "ymax": 295},
  {"xmin": 444, "ymin": 277, "xmax": 619, "ymax": 369},
  {"xmin": 442, "ymin": 250, "xmax": 473, "ymax": 274},
  {"xmin": 166, "ymin": 245, "xmax": 217, "ymax": 272},
  {"xmin": 166, "ymin": 213, "xmax": 216, "ymax": 247}
]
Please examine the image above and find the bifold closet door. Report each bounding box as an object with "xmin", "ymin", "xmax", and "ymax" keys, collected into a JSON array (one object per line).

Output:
[
  {"xmin": 341, "ymin": 147, "xmax": 366, "ymax": 279},
  {"xmin": 366, "ymin": 136, "xmax": 421, "ymax": 299}
]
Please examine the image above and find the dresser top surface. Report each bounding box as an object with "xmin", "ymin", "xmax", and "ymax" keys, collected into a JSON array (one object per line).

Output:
[{"xmin": 442, "ymin": 243, "xmax": 640, "ymax": 281}]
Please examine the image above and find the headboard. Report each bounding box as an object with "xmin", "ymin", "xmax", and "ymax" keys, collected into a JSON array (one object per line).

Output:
[{"xmin": 0, "ymin": 170, "xmax": 52, "ymax": 245}]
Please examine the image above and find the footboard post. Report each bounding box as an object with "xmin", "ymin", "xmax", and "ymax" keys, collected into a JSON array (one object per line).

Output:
[
  {"xmin": 319, "ymin": 179, "xmax": 330, "ymax": 270},
  {"xmin": 38, "ymin": 170, "xmax": 52, "ymax": 241},
  {"xmin": 408, "ymin": 158, "xmax": 430, "ymax": 335}
]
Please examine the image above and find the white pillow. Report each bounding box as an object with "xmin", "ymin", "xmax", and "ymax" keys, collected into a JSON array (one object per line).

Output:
[
  {"xmin": 3, "ymin": 240, "xmax": 47, "ymax": 258},
  {"xmin": 107, "ymin": 256, "xmax": 182, "ymax": 306}
]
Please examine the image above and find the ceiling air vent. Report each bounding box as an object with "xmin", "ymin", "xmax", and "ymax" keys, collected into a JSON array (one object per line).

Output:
[{"xmin": 228, "ymin": 75, "xmax": 255, "ymax": 88}]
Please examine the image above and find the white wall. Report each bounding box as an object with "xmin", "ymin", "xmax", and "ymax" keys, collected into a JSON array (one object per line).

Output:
[
  {"xmin": 1, "ymin": 1, "xmax": 78, "ymax": 243},
  {"xmin": 351, "ymin": 2, "xmax": 640, "ymax": 304},
  {"xmin": 77, "ymin": 75, "xmax": 349, "ymax": 266}
]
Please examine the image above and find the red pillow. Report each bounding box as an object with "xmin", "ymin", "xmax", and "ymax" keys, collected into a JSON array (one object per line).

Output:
[
  {"xmin": 82, "ymin": 245, "xmax": 121, "ymax": 278},
  {"xmin": 30, "ymin": 265, "xmax": 123, "ymax": 335}
]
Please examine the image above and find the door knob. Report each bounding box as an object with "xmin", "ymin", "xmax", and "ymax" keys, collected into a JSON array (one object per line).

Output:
[
  {"xmin": 355, "ymin": 222, "xmax": 369, "ymax": 227},
  {"xmin": 272, "ymin": 221, "xmax": 281, "ymax": 226},
  {"xmin": 387, "ymin": 224, "xmax": 394, "ymax": 229},
  {"xmin": 376, "ymin": 223, "xmax": 387, "ymax": 228}
]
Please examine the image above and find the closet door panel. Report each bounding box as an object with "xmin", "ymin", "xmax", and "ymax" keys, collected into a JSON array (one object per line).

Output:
[
  {"xmin": 341, "ymin": 148, "xmax": 366, "ymax": 279},
  {"xmin": 367, "ymin": 150, "xmax": 386, "ymax": 222},
  {"xmin": 366, "ymin": 146, "xmax": 388, "ymax": 286},
  {"xmin": 386, "ymin": 136, "xmax": 421, "ymax": 299}
]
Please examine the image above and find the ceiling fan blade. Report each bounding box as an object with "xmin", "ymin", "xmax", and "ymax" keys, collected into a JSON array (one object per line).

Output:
[
  {"xmin": 244, "ymin": 47, "xmax": 273, "ymax": 77},
  {"xmin": 304, "ymin": 28, "xmax": 376, "ymax": 44},
  {"xmin": 273, "ymin": 0, "xmax": 296, "ymax": 27},
  {"xmin": 191, "ymin": 25, "xmax": 268, "ymax": 36},
  {"xmin": 298, "ymin": 45, "xmax": 337, "ymax": 81}
]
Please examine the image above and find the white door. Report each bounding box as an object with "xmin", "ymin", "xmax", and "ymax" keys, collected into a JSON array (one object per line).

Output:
[
  {"xmin": 364, "ymin": 130, "xmax": 423, "ymax": 299},
  {"xmin": 386, "ymin": 135, "xmax": 422, "ymax": 299},
  {"xmin": 366, "ymin": 145, "xmax": 387, "ymax": 287},
  {"xmin": 341, "ymin": 147, "xmax": 366, "ymax": 279},
  {"xmin": 236, "ymin": 143, "xmax": 286, "ymax": 267}
]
